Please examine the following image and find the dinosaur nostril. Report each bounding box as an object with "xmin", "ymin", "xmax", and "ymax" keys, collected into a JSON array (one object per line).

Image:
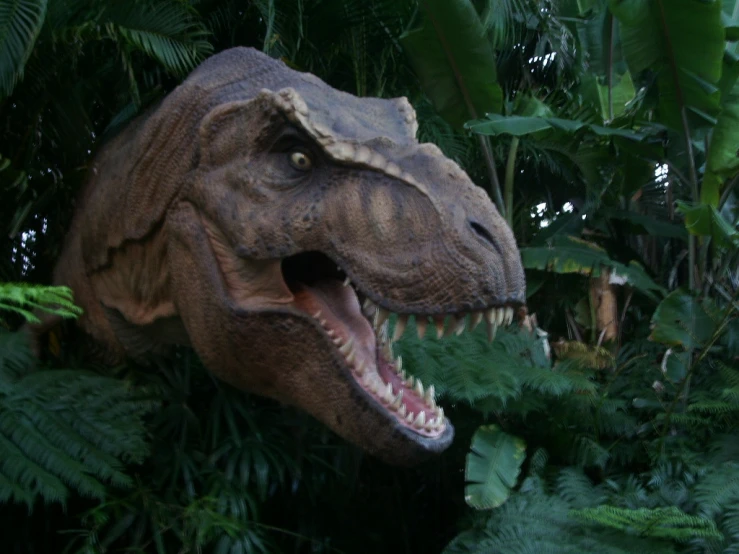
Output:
[{"xmin": 469, "ymin": 220, "xmax": 501, "ymax": 254}]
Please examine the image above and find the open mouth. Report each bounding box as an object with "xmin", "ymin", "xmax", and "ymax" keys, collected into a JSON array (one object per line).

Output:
[{"xmin": 282, "ymin": 251, "xmax": 518, "ymax": 438}]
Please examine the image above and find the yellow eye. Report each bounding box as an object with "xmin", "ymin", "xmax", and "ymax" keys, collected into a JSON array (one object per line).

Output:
[{"xmin": 288, "ymin": 150, "xmax": 313, "ymax": 171}]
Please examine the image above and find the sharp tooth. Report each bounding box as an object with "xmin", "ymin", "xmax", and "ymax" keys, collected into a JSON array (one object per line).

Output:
[
  {"xmin": 405, "ymin": 375, "xmax": 414, "ymax": 388},
  {"xmin": 327, "ymin": 329, "xmax": 335, "ymax": 338},
  {"xmin": 346, "ymin": 349, "xmax": 356, "ymax": 365},
  {"xmin": 425, "ymin": 419, "xmax": 435, "ymax": 432},
  {"xmin": 343, "ymin": 276, "xmax": 351, "ymax": 287},
  {"xmin": 339, "ymin": 337, "xmax": 354, "ymax": 355},
  {"xmin": 424, "ymin": 384, "xmax": 436, "ymax": 407},
  {"xmin": 363, "ymin": 298, "xmax": 377, "ymax": 317},
  {"xmin": 362, "ymin": 373, "xmax": 373, "ymax": 387},
  {"xmin": 313, "ymin": 310, "xmax": 322, "ymax": 319},
  {"xmin": 398, "ymin": 404, "xmax": 407, "ymax": 418},
  {"xmin": 378, "ymin": 321, "xmax": 389, "ymax": 344},
  {"xmin": 485, "ymin": 308, "xmax": 495, "ymax": 324},
  {"xmin": 383, "ymin": 341, "xmax": 393, "ymax": 360},
  {"xmin": 384, "ymin": 382, "xmax": 393, "ymax": 400},
  {"xmin": 416, "ymin": 317, "xmax": 427, "ymax": 339},
  {"xmin": 496, "ymin": 307, "xmax": 505, "ymax": 326},
  {"xmin": 470, "ymin": 312, "xmax": 483, "ymax": 331},
  {"xmin": 437, "ymin": 407, "xmax": 445, "ymax": 420},
  {"xmin": 413, "ymin": 412, "xmax": 426, "ymax": 428},
  {"xmin": 434, "ymin": 316, "xmax": 445, "ymax": 339},
  {"xmin": 319, "ymin": 318, "xmax": 328, "ymax": 327},
  {"xmin": 454, "ymin": 317, "xmax": 466, "ymax": 336},
  {"xmin": 505, "ymin": 307, "xmax": 514, "ymax": 325},
  {"xmin": 392, "ymin": 315, "xmax": 408, "ymax": 342},
  {"xmin": 395, "ymin": 356, "xmax": 403, "ymax": 374},
  {"xmin": 374, "ymin": 307, "xmax": 390, "ymax": 329},
  {"xmin": 391, "ymin": 390, "xmax": 403, "ymax": 410},
  {"xmin": 333, "ymin": 336, "xmax": 343, "ymax": 346},
  {"xmin": 414, "ymin": 379, "xmax": 424, "ymax": 398},
  {"xmin": 406, "ymin": 411, "xmax": 414, "ymax": 423},
  {"xmin": 369, "ymin": 379, "xmax": 378, "ymax": 393},
  {"xmin": 355, "ymin": 361, "xmax": 366, "ymax": 376},
  {"xmin": 486, "ymin": 320, "xmax": 498, "ymax": 342}
]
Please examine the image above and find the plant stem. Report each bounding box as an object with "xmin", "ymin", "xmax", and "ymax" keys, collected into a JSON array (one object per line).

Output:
[
  {"xmin": 656, "ymin": 0, "xmax": 700, "ymax": 290},
  {"xmin": 606, "ymin": 12, "xmax": 615, "ymax": 121},
  {"xmin": 478, "ymin": 134, "xmax": 505, "ymax": 217},
  {"xmin": 503, "ymin": 137, "xmax": 519, "ymax": 227},
  {"xmin": 719, "ymin": 173, "xmax": 738, "ymax": 210}
]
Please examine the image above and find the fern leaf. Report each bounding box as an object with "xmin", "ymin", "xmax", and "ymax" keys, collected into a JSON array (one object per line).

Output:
[
  {"xmin": 0, "ymin": 282, "xmax": 82, "ymax": 323},
  {"xmin": 0, "ymin": 0, "xmax": 47, "ymax": 97},
  {"xmin": 103, "ymin": 0, "xmax": 213, "ymax": 76},
  {"xmin": 571, "ymin": 505, "xmax": 722, "ymax": 542},
  {"xmin": 0, "ymin": 331, "xmax": 154, "ymax": 508}
]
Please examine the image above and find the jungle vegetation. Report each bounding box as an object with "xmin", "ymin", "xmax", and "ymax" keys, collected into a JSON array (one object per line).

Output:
[{"xmin": 1, "ymin": 0, "xmax": 738, "ymax": 552}]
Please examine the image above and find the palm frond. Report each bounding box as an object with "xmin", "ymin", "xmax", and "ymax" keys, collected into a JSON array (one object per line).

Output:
[
  {"xmin": 0, "ymin": 0, "xmax": 47, "ymax": 98},
  {"xmin": 103, "ymin": 0, "xmax": 213, "ymax": 76}
]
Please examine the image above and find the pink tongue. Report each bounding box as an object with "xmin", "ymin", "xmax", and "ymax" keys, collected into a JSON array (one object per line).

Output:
[{"xmin": 293, "ymin": 281, "xmax": 376, "ymax": 369}]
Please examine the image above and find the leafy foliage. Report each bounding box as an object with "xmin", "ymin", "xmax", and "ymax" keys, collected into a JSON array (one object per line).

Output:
[
  {"xmin": 464, "ymin": 425, "xmax": 526, "ymax": 509},
  {"xmin": 0, "ymin": 330, "xmax": 154, "ymax": 508},
  {"xmin": 1, "ymin": 0, "xmax": 738, "ymax": 552},
  {"xmin": 0, "ymin": 282, "xmax": 81, "ymax": 323},
  {"xmin": 0, "ymin": 0, "xmax": 47, "ymax": 96}
]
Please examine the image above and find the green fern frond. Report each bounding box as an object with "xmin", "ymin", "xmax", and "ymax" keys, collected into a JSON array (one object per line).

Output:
[
  {"xmin": 0, "ymin": 282, "xmax": 82, "ymax": 323},
  {"xmin": 103, "ymin": 0, "xmax": 213, "ymax": 76},
  {"xmin": 555, "ymin": 467, "xmax": 605, "ymax": 509},
  {"xmin": 0, "ymin": 331, "xmax": 154, "ymax": 508},
  {"xmin": 694, "ymin": 463, "xmax": 739, "ymax": 519},
  {"xmin": 571, "ymin": 505, "xmax": 722, "ymax": 542},
  {"xmin": 0, "ymin": 0, "xmax": 47, "ymax": 98}
]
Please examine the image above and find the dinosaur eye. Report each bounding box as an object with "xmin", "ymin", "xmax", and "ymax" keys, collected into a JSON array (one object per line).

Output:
[{"xmin": 288, "ymin": 150, "xmax": 313, "ymax": 171}]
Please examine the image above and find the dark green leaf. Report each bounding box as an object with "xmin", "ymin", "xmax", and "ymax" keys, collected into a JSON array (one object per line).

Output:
[
  {"xmin": 401, "ymin": 0, "xmax": 503, "ymax": 130},
  {"xmin": 465, "ymin": 425, "xmax": 526, "ymax": 510}
]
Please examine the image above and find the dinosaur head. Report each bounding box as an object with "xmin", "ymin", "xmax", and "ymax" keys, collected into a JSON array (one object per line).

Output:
[
  {"xmin": 164, "ymin": 49, "xmax": 525, "ymax": 464},
  {"xmin": 65, "ymin": 48, "xmax": 525, "ymax": 465}
]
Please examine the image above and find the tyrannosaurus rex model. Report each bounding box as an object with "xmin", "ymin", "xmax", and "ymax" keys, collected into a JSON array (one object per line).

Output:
[{"xmin": 53, "ymin": 47, "xmax": 525, "ymax": 465}]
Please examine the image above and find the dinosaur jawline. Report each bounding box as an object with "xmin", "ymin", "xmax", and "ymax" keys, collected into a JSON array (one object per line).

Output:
[{"xmin": 283, "ymin": 253, "xmax": 446, "ymax": 438}]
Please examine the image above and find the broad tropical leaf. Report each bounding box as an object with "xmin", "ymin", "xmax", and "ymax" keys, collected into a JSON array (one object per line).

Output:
[
  {"xmin": 521, "ymin": 236, "xmax": 664, "ymax": 299},
  {"xmin": 467, "ymin": 113, "xmax": 648, "ymax": 141},
  {"xmin": 610, "ymin": 0, "xmax": 724, "ymax": 130},
  {"xmin": 703, "ymin": 51, "xmax": 739, "ymax": 205},
  {"xmin": 649, "ymin": 289, "xmax": 719, "ymax": 350},
  {"xmin": 0, "ymin": 0, "xmax": 47, "ymax": 97},
  {"xmin": 401, "ymin": 0, "xmax": 503, "ymax": 130},
  {"xmin": 676, "ymin": 201, "xmax": 739, "ymax": 248},
  {"xmin": 464, "ymin": 425, "xmax": 525, "ymax": 510}
]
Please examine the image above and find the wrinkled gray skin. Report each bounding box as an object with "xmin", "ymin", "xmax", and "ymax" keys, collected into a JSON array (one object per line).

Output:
[{"xmin": 53, "ymin": 47, "xmax": 525, "ymax": 465}]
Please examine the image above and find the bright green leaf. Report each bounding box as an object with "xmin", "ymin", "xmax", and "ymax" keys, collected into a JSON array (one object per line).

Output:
[
  {"xmin": 676, "ymin": 201, "xmax": 739, "ymax": 248},
  {"xmin": 465, "ymin": 425, "xmax": 526, "ymax": 510}
]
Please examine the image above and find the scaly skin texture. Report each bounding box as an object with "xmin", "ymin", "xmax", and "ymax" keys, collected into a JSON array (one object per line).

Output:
[{"xmin": 53, "ymin": 48, "xmax": 525, "ymax": 465}]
